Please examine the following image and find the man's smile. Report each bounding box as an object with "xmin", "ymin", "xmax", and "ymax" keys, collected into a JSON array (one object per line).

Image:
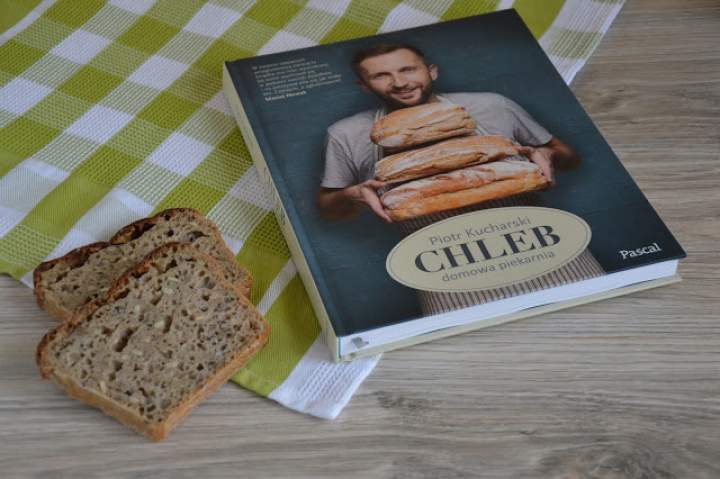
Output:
[{"xmin": 391, "ymin": 87, "xmax": 420, "ymax": 101}]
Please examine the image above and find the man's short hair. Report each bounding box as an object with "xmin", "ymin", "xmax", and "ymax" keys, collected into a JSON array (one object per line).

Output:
[{"xmin": 351, "ymin": 43, "xmax": 426, "ymax": 78}]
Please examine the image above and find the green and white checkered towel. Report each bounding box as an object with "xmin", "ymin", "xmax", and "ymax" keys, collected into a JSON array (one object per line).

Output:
[{"xmin": 1, "ymin": 0, "xmax": 624, "ymax": 419}]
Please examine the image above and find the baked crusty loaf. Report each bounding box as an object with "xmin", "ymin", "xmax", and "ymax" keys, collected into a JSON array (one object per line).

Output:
[
  {"xmin": 36, "ymin": 242, "xmax": 270, "ymax": 441},
  {"xmin": 375, "ymin": 135, "xmax": 520, "ymax": 184},
  {"xmin": 381, "ymin": 160, "xmax": 548, "ymax": 221},
  {"xmin": 34, "ymin": 208, "xmax": 252, "ymax": 322},
  {"xmin": 370, "ymin": 102, "xmax": 476, "ymax": 149}
]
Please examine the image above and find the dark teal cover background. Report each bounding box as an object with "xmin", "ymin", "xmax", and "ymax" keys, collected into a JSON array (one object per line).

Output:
[{"xmin": 226, "ymin": 10, "xmax": 685, "ymax": 337}]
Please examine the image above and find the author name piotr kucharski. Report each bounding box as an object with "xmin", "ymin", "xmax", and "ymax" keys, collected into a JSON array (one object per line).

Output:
[{"xmin": 619, "ymin": 242, "xmax": 662, "ymax": 260}]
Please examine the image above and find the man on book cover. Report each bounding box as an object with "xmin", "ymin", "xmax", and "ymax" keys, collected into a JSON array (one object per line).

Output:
[{"xmin": 317, "ymin": 43, "xmax": 604, "ymax": 314}]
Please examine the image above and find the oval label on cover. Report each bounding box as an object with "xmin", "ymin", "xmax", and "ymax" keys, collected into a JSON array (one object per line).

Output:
[{"xmin": 386, "ymin": 207, "xmax": 592, "ymax": 292}]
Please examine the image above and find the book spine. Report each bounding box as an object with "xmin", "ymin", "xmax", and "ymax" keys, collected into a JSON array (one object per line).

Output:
[{"xmin": 222, "ymin": 66, "xmax": 341, "ymax": 361}]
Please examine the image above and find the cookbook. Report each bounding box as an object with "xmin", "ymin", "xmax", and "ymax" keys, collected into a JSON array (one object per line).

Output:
[{"xmin": 223, "ymin": 10, "xmax": 685, "ymax": 361}]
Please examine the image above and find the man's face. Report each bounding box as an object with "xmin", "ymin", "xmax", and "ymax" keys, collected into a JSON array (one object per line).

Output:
[{"xmin": 357, "ymin": 48, "xmax": 438, "ymax": 109}]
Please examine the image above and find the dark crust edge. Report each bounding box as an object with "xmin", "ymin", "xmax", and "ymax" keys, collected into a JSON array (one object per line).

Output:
[
  {"xmin": 36, "ymin": 242, "xmax": 269, "ymax": 441},
  {"xmin": 34, "ymin": 208, "xmax": 253, "ymax": 322},
  {"xmin": 110, "ymin": 208, "xmax": 253, "ymax": 297},
  {"xmin": 109, "ymin": 208, "xmax": 200, "ymax": 244},
  {"xmin": 36, "ymin": 298, "xmax": 104, "ymax": 379},
  {"xmin": 33, "ymin": 242, "xmax": 110, "ymax": 312}
]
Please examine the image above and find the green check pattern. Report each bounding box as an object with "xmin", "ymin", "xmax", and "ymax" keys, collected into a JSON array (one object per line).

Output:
[{"xmin": 0, "ymin": 0, "xmax": 625, "ymax": 419}]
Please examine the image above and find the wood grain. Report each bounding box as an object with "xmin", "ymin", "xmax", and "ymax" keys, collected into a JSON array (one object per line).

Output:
[{"xmin": 1, "ymin": 1, "xmax": 719, "ymax": 477}]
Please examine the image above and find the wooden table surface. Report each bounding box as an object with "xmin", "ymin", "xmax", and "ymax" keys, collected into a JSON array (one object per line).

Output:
[{"xmin": 1, "ymin": 1, "xmax": 718, "ymax": 477}]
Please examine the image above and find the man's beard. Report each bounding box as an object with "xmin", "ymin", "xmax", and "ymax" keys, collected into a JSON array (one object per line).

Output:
[{"xmin": 379, "ymin": 82, "xmax": 434, "ymax": 110}]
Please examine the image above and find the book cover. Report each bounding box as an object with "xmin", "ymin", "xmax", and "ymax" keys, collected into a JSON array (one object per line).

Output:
[{"xmin": 223, "ymin": 10, "xmax": 685, "ymax": 361}]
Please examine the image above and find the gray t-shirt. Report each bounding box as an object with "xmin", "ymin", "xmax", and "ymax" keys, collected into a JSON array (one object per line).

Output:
[{"xmin": 321, "ymin": 92, "xmax": 553, "ymax": 188}]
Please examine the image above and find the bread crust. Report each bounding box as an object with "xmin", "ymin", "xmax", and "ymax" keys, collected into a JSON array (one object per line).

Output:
[
  {"xmin": 33, "ymin": 208, "xmax": 252, "ymax": 322},
  {"xmin": 370, "ymin": 103, "xmax": 477, "ymax": 149},
  {"xmin": 110, "ymin": 208, "xmax": 198, "ymax": 243},
  {"xmin": 375, "ymin": 135, "xmax": 520, "ymax": 183},
  {"xmin": 36, "ymin": 242, "xmax": 270, "ymax": 441},
  {"xmin": 33, "ymin": 242, "xmax": 109, "ymax": 322},
  {"xmin": 110, "ymin": 208, "xmax": 252, "ymax": 298},
  {"xmin": 384, "ymin": 172, "xmax": 548, "ymax": 221}
]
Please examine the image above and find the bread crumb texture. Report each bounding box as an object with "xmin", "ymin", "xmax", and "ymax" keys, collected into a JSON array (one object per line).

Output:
[
  {"xmin": 38, "ymin": 209, "xmax": 248, "ymax": 312},
  {"xmin": 46, "ymin": 245, "xmax": 263, "ymax": 425}
]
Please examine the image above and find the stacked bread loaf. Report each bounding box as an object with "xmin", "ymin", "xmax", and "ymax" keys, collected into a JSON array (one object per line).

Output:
[
  {"xmin": 370, "ymin": 102, "xmax": 548, "ymax": 221},
  {"xmin": 33, "ymin": 208, "xmax": 269, "ymax": 441}
]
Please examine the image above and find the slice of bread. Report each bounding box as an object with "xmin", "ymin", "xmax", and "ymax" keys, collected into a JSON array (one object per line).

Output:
[
  {"xmin": 34, "ymin": 208, "xmax": 252, "ymax": 322},
  {"xmin": 36, "ymin": 242, "xmax": 270, "ymax": 441}
]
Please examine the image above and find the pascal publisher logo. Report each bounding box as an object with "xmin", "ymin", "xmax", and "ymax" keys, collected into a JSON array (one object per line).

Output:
[
  {"xmin": 620, "ymin": 242, "xmax": 662, "ymax": 260},
  {"xmin": 386, "ymin": 207, "xmax": 592, "ymax": 292}
]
